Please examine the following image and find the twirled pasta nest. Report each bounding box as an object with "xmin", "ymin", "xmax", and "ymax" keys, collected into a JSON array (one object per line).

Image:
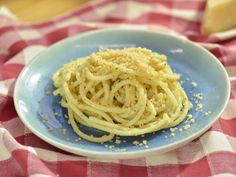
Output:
[{"xmin": 53, "ymin": 47, "xmax": 192, "ymax": 143}]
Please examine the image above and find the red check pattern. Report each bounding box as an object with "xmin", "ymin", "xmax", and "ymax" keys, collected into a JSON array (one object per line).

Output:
[{"xmin": 0, "ymin": 1, "xmax": 236, "ymax": 177}]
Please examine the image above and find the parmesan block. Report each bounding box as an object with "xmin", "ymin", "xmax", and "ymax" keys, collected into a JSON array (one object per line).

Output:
[{"xmin": 201, "ymin": 0, "xmax": 236, "ymax": 34}]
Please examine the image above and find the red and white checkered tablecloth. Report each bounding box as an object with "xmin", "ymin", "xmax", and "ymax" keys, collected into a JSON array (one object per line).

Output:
[{"xmin": 0, "ymin": 0, "xmax": 236, "ymax": 176}]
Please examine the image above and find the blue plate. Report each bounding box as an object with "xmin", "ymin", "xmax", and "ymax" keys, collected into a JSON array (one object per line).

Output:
[{"xmin": 14, "ymin": 29, "xmax": 230, "ymax": 159}]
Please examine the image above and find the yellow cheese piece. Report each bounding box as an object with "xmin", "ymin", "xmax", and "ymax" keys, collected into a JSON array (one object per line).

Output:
[{"xmin": 202, "ymin": 0, "xmax": 236, "ymax": 34}]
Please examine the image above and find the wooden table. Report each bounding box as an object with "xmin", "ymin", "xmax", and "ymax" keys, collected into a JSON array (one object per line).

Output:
[{"xmin": 0, "ymin": 0, "xmax": 89, "ymax": 23}]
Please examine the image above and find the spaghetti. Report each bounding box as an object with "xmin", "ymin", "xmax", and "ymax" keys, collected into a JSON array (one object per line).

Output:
[{"xmin": 52, "ymin": 47, "xmax": 192, "ymax": 143}]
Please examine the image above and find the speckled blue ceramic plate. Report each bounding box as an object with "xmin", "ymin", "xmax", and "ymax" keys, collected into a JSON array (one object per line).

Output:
[{"xmin": 14, "ymin": 29, "xmax": 230, "ymax": 159}]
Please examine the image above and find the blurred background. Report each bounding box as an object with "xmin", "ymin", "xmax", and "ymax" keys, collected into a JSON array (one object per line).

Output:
[{"xmin": 0, "ymin": 0, "xmax": 236, "ymax": 34}]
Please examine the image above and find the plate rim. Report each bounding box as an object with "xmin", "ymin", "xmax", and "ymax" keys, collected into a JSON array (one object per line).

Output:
[{"xmin": 13, "ymin": 28, "xmax": 231, "ymax": 159}]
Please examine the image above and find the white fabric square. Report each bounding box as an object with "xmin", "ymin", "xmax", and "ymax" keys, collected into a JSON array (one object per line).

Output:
[
  {"xmin": 18, "ymin": 29, "xmax": 42, "ymax": 40},
  {"xmin": 0, "ymin": 129, "xmax": 11, "ymax": 160},
  {"xmin": 200, "ymin": 131, "xmax": 233, "ymax": 154},
  {"xmin": 146, "ymin": 151, "xmax": 178, "ymax": 165}
]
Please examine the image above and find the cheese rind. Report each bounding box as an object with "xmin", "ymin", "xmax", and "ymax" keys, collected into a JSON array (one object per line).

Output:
[{"xmin": 202, "ymin": 0, "xmax": 236, "ymax": 34}]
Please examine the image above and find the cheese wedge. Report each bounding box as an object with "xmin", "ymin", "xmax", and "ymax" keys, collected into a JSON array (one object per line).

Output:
[{"xmin": 202, "ymin": 0, "xmax": 236, "ymax": 34}]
